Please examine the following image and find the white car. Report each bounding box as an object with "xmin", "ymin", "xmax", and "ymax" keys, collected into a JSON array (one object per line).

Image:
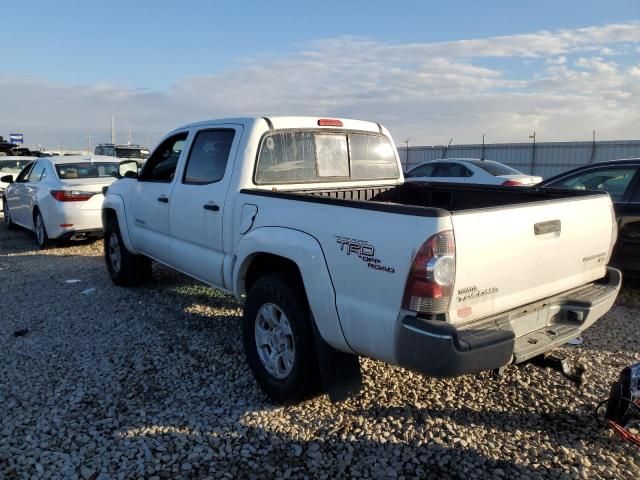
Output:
[
  {"xmin": 1, "ymin": 156, "xmax": 120, "ymax": 248},
  {"xmin": 405, "ymin": 158, "xmax": 542, "ymax": 186},
  {"xmin": 0, "ymin": 156, "xmax": 36, "ymax": 200}
]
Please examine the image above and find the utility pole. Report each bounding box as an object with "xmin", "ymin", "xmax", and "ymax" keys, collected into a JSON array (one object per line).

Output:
[
  {"xmin": 404, "ymin": 138, "xmax": 410, "ymax": 170},
  {"xmin": 111, "ymin": 115, "xmax": 116, "ymax": 144},
  {"xmin": 481, "ymin": 134, "xmax": 486, "ymax": 160},
  {"xmin": 128, "ymin": 128, "xmax": 132, "ymax": 146},
  {"xmin": 589, "ymin": 129, "xmax": 597, "ymax": 164},
  {"xmin": 86, "ymin": 134, "xmax": 94, "ymax": 155},
  {"xmin": 528, "ymin": 131, "xmax": 536, "ymax": 174}
]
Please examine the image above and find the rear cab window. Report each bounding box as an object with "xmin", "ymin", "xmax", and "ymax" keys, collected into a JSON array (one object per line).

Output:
[{"xmin": 254, "ymin": 130, "xmax": 399, "ymax": 184}]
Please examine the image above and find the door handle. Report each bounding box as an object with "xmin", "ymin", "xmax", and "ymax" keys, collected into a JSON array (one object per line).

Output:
[
  {"xmin": 157, "ymin": 196, "xmax": 169, "ymax": 203},
  {"xmin": 534, "ymin": 219, "xmax": 561, "ymax": 235},
  {"xmin": 203, "ymin": 203, "xmax": 220, "ymax": 212}
]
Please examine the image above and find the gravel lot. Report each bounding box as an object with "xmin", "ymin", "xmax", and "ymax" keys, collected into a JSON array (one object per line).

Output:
[{"xmin": 1, "ymin": 215, "xmax": 638, "ymax": 480}]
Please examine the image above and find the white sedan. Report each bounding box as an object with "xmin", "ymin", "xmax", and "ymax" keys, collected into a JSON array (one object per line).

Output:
[
  {"xmin": 1, "ymin": 156, "xmax": 120, "ymax": 248},
  {"xmin": 405, "ymin": 158, "xmax": 542, "ymax": 186}
]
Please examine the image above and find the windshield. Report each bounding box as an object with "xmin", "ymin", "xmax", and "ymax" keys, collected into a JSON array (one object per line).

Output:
[
  {"xmin": 114, "ymin": 148, "xmax": 149, "ymax": 159},
  {"xmin": 55, "ymin": 162, "xmax": 119, "ymax": 179},
  {"xmin": 467, "ymin": 159, "xmax": 524, "ymax": 176},
  {"xmin": 0, "ymin": 159, "xmax": 32, "ymax": 172},
  {"xmin": 255, "ymin": 131, "xmax": 399, "ymax": 184}
]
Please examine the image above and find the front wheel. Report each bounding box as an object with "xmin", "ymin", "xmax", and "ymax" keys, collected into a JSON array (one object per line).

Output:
[
  {"xmin": 242, "ymin": 273, "xmax": 320, "ymax": 403},
  {"xmin": 104, "ymin": 216, "xmax": 151, "ymax": 286}
]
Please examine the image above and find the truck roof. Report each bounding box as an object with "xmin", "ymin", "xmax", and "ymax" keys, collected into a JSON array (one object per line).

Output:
[{"xmin": 172, "ymin": 116, "xmax": 384, "ymax": 135}]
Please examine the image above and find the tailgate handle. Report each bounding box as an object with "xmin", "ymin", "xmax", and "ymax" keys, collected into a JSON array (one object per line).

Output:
[{"xmin": 534, "ymin": 220, "xmax": 561, "ymax": 235}]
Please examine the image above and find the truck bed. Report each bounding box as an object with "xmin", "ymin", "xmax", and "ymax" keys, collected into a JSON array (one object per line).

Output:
[{"xmin": 243, "ymin": 181, "xmax": 606, "ymax": 214}]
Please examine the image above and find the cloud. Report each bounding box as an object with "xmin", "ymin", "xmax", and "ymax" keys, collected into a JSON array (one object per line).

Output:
[
  {"xmin": 546, "ymin": 56, "xmax": 567, "ymax": 65},
  {"xmin": 1, "ymin": 22, "xmax": 639, "ymax": 149}
]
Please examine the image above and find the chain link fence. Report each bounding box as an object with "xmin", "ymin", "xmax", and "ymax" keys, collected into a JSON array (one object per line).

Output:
[{"xmin": 398, "ymin": 140, "xmax": 640, "ymax": 179}]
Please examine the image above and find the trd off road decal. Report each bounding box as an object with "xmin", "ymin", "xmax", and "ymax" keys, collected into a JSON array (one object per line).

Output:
[
  {"xmin": 335, "ymin": 236, "xmax": 395, "ymax": 273},
  {"xmin": 457, "ymin": 285, "xmax": 499, "ymax": 303}
]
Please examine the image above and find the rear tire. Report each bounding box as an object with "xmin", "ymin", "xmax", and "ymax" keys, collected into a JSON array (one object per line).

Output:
[
  {"xmin": 104, "ymin": 216, "xmax": 151, "ymax": 286},
  {"xmin": 33, "ymin": 209, "xmax": 49, "ymax": 249},
  {"xmin": 242, "ymin": 273, "xmax": 320, "ymax": 404},
  {"xmin": 3, "ymin": 198, "xmax": 15, "ymax": 230}
]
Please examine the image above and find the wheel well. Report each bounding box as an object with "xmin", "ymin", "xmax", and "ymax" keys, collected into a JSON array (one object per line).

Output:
[
  {"xmin": 244, "ymin": 253, "xmax": 304, "ymax": 294},
  {"xmin": 103, "ymin": 208, "xmax": 116, "ymax": 226}
]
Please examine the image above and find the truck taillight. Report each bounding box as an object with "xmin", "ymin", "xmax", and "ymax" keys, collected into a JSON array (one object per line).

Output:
[
  {"xmin": 50, "ymin": 190, "xmax": 95, "ymax": 202},
  {"xmin": 403, "ymin": 230, "xmax": 455, "ymax": 315},
  {"xmin": 607, "ymin": 203, "xmax": 618, "ymax": 263}
]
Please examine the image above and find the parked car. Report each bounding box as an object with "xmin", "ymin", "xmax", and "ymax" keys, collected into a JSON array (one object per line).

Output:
[
  {"xmin": 95, "ymin": 143, "xmax": 150, "ymax": 167},
  {"xmin": 103, "ymin": 116, "xmax": 620, "ymax": 404},
  {"xmin": 405, "ymin": 158, "xmax": 542, "ymax": 186},
  {"xmin": 1, "ymin": 156, "xmax": 120, "ymax": 248},
  {"xmin": 539, "ymin": 158, "xmax": 640, "ymax": 275},
  {"xmin": 0, "ymin": 157, "xmax": 36, "ymax": 199}
]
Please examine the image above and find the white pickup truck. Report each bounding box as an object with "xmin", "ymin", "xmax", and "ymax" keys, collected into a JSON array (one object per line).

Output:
[{"xmin": 102, "ymin": 116, "xmax": 622, "ymax": 403}]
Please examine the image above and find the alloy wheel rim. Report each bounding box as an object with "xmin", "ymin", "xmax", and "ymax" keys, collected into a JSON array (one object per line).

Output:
[
  {"xmin": 36, "ymin": 214, "xmax": 45, "ymax": 244},
  {"xmin": 255, "ymin": 303, "xmax": 295, "ymax": 379},
  {"xmin": 108, "ymin": 233, "xmax": 121, "ymax": 273}
]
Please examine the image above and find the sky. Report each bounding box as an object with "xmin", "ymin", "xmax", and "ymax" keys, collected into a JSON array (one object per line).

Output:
[{"xmin": 1, "ymin": 0, "xmax": 639, "ymax": 150}]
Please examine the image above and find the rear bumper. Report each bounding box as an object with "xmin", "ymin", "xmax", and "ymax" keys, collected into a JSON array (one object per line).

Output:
[
  {"xmin": 396, "ymin": 267, "xmax": 622, "ymax": 377},
  {"xmin": 44, "ymin": 204, "xmax": 104, "ymax": 239}
]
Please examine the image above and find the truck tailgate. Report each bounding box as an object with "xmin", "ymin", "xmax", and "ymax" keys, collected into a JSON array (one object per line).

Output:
[{"xmin": 449, "ymin": 194, "xmax": 614, "ymax": 325}]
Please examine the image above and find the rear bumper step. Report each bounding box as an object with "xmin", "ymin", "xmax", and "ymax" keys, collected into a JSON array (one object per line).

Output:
[{"xmin": 396, "ymin": 267, "xmax": 622, "ymax": 377}]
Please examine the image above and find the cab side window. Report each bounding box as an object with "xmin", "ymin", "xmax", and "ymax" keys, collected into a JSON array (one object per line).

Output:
[
  {"xmin": 139, "ymin": 133, "xmax": 189, "ymax": 182},
  {"xmin": 183, "ymin": 129, "xmax": 235, "ymax": 184}
]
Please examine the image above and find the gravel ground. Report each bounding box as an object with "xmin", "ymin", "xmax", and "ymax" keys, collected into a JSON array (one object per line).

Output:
[{"xmin": 0, "ymin": 216, "xmax": 639, "ymax": 480}]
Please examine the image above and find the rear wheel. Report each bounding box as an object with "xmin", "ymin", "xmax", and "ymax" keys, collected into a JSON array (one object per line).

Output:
[
  {"xmin": 242, "ymin": 273, "xmax": 320, "ymax": 403},
  {"xmin": 104, "ymin": 216, "xmax": 151, "ymax": 286},
  {"xmin": 3, "ymin": 198, "xmax": 14, "ymax": 229},
  {"xmin": 33, "ymin": 210, "xmax": 49, "ymax": 249}
]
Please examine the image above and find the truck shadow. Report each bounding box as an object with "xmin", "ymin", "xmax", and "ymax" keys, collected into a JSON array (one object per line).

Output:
[{"xmin": 104, "ymin": 419, "xmax": 572, "ymax": 479}]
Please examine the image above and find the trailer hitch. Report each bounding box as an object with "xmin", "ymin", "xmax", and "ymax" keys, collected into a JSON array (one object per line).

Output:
[{"xmin": 531, "ymin": 352, "xmax": 587, "ymax": 388}]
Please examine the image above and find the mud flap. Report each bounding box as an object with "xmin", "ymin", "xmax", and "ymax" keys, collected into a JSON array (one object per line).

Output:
[{"xmin": 311, "ymin": 320, "xmax": 362, "ymax": 402}]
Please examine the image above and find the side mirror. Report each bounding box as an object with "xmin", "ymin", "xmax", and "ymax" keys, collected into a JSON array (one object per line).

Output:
[
  {"xmin": 0, "ymin": 175, "xmax": 14, "ymax": 184},
  {"xmin": 118, "ymin": 160, "xmax": 139, "ymax": 179}
]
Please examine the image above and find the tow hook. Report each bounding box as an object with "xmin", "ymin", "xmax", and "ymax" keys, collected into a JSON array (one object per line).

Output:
[{"xmin": 532, "ymin": 352, "xmax": 587, "ymax": 388}]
